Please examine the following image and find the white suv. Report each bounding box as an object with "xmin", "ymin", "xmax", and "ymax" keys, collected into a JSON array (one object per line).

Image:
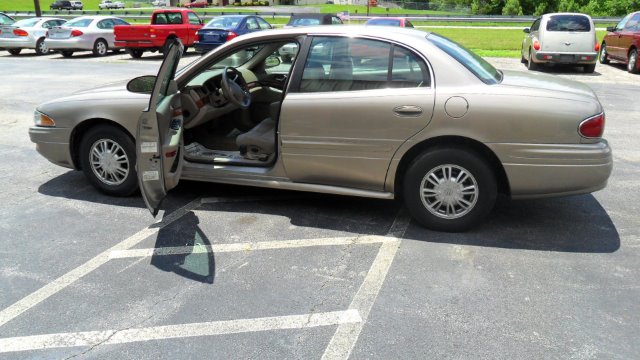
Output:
[
  {"xmin": 99, "ymin": 0, "xmax": 125, "ymax": 9},
  {"xmin": 70, "ymin": 1, "xmax": 83, "ymax": 9}
]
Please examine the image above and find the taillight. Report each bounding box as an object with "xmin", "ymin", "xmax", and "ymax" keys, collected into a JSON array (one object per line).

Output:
[
  {"xmin": 13, "ymin": 29, "xmax": 28, "ymax": 37},
  {"xmin": 70, "ymin": 29, "xmax": 83, "ymax": 37},
  {"xmin": 594, "ymin": 43, "xmax": 600, "ymax": 52},
  {"xmin": 579, "ymin": 113, "xmax": 605, "ymax": 138},
  {"xmin": 226, "ymin": 31, "xmax": 237, "ymax": 41},
  {"xmin": 533, "ymin": 40, "xmax": 541, "ymax": 51}
]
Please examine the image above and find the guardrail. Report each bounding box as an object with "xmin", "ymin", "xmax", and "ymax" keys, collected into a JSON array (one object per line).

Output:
[{"xmin": 1, "ymin": 10, "xmax": 622, "ymax": 23}]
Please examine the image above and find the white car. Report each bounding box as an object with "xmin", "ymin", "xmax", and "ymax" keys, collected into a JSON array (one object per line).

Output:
[
  {"xmin": 151, "ymin": 0, "xmax": 166, "ymax": 6},
  {"xmin": 0, "ymin": 17, "xmax": 66, "ymax": 55},
  {"xmin": 70, "ymin": 1, "xmax": 84, "ymax": 10},
  {"xmin": 99, "ymin": 0, "xmax": 125, "ymax": 9},
  {"xmin": 45, "ymin": 16, "xmax": 129, "ymax": 57}
]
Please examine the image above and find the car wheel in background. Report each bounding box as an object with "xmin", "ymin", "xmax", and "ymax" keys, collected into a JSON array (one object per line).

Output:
[
  {"xmin": 61, "ymin": 50, "xmax": 74, "ymax": 58},
  {"xmin": 79, "ymin": 125, "xmax": 138, "ymax": 196},
  {"xmin": 93, "ymin": 39, "xmax": 108, "ymax": 57},
  {"xmin": 35, "ymin": 38, "xmax": 48, "ymax": 55},
  {"xmin": 628, "ymin": 49, "xmax": 639, "ymax": 74},
  {"xmin": 8, "ymin": 49, "xmax": 21, "ymax": 55},
  {"xmin": 403, "ymin": 148, "xmax": 497, "ymax": 232},
  {"xmin": 599, "ymin": 42, "xmax": 610, "ymax": 64},
  {"xmin": 583, "ymin": 64, "xmax": 596, "ymax": 73},
  {"xmin": 527, "ymin": 49, "xmax": 538, "ymax": 71},
  {"xmin": 128, "ymin": 48, "xmax": 144, "ymax": 58}
]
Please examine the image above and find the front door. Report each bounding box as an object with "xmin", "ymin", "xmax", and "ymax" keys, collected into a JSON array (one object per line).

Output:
[
  {"xmin": 280, "ymin": 36, "xmax": 435, "ymax": 191},
  {"xmin": 136, "ymin": 39, "xmax": 185, "ymax": 216}
]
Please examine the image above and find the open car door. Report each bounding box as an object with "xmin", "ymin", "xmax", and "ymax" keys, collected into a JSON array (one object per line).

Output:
[{"xmin": 136, "ymin": 39, "xmax": 184, "ymax": 216}]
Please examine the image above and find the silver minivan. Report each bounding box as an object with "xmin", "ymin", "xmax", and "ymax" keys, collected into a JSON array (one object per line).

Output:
[{"xmin": 522, "ymin": 13, "xmax": 599, "ymax": 73}]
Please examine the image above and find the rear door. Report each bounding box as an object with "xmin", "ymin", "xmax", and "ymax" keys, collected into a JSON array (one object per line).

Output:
[{"xmin": 136, "ymin": 39, "xmax": 184, "ymax": 216}]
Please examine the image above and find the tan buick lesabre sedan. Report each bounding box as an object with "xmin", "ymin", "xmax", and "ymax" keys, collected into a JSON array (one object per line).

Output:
[{"xmin": 29, "ymin": 26, "xmax": 612, "ymax": 232}]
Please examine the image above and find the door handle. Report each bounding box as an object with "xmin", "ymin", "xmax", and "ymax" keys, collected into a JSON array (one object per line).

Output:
[{"xmin": 393, "ymin": 105, "xmax": 423, "ymax": 116}]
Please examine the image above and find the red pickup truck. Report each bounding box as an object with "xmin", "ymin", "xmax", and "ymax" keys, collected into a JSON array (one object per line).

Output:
[{"xmin": 114, "ymin": 9, "xmax": 203, "ymax": 58}]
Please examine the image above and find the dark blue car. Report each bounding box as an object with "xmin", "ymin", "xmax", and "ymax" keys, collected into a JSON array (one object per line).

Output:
[{"xmin": 194, "ymin": 15, "xmax": 272, "ymax": 54}]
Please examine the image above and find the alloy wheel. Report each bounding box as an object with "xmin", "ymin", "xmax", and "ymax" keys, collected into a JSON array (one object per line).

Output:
[
  {"xmin": 419, "ymin": 164, "xmax": 479, "ymax": 220},
  {"xmin": 89, "ymin": 139, "xmax": 129, "ymax": 186}
]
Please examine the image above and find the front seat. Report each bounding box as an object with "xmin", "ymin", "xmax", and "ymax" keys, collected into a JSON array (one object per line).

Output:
[{"xmin": 236, "ymin": 102, "xmax": 280, "ymax": 161}]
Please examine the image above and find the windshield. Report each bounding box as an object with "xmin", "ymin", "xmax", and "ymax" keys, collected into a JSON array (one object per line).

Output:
[
  {"xmin": 205, "ymin": 16, "xmax": 242, "ymax": 30},
  {"xmin": 0, "ymin": 13, "xmax": 15, "ymax": 25},
  {"xmin": 367, "ymin": 19, "xmax": 401, "ymax": 27},
  {"xmin": 14, "ymin": 18, "xmax": 40, "ymax": 27},
  {"xmin": 546, "ymin": 15, "xmax": 591, "ymax": 32},
  {"xmin": 65, "ymin": 18, "xmax": 93, "ymax": 27},
  {"xmin": 427, "ymin": 33, "xmax": 502, "ymax": 85}
]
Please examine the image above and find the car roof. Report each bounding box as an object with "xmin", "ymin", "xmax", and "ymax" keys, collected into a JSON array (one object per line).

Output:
[
  {"xmin": 289, "ymin": 13, "xmax": 335, "ymax": 19},
  {"xmin": 235, "ymin": 25, "xmax": 430, "ymax": 43},
  {"xmin": 541, "ymin": 12, "xmax": 593, "ymax": 18}
]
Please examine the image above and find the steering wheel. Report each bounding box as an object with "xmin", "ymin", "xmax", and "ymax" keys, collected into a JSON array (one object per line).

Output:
[{"xmin": 220, "ymin": 67, "xmax": 251, "ymax": 109}]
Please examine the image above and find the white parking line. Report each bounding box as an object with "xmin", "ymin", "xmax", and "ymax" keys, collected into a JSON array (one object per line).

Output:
[
  {"xmin": 0, "ymin": 195, "xmax": 290, "ymax": 328},
  {"xmin": 322, "ymin": 210, "xmax": 411, "ymax": 360},
  {"xmin": 0, "ymin": 310, "xmax": 362, "ymax": 353},
  {"xmin": 109, "ymin": 235, "xmax": 396, "ymax": 259}
]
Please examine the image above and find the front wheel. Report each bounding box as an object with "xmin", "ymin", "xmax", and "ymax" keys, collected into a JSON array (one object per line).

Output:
[
  {"xmin": 8, "ymin": 49, "xmax": 21, "ymax": 55},
  {"xmin": 403, "ymin": 148, "xmax": 497, "ymax": 232},
  {"xmin": 128, "ymin": 48, "xmax": 144, "ymax": 58},
  {"xmin": 599, "ymin": 42, "xmax": 610, "ymax": 64},
  {"xmin": 93, "ymin": 39, "xmax": 108, "ymax": 57},
  {"xmin": 628, "ymin": 49, "xmax": 639, "ymax": 74},
  {"xmin": 35, "ymin": 38, "xmax": 48, "ymax": 55},
  {"xmin": 61, "ymin": 50, "xmax": 74, "ymax": 58},
  {"xmin": 79, "ymin": 125, "xmax": 138, "ymax": 196}
]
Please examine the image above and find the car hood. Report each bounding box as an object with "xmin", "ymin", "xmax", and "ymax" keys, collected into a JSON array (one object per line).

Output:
[
  {"xmin": 499, "ymin": 70, "xmax": 597, "ymax": 100},
  {"xmin": 38, "ymin": 80, "xmax": 149, "ymax": 108}
]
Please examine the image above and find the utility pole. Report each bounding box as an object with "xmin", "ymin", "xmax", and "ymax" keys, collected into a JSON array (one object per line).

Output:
[
  {"xmin": 367, "ymin": 0, "xmax": 370, "ymax": 16},
  {"xmin": 34, "ymin": 0, "xmax": 42, "ymax": 17}
]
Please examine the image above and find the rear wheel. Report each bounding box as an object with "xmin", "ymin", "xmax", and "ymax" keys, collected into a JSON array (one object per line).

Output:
[
  {"xmin": 527, "ymin": 48, "xmax": 538, "ymax": 71},
  {"xmin": 92, "ymin": 39, "xmax": 108, "ymax": 57},
  {"xmin": 628, "ymin": 49, "xmax": 639, "ymax": 74},
  {"xmin": 583, "ymin": 64, "xmax": 596, "ymax": 73},
  {"xmin": 79, "ymin": 125, "xmax": 138, "ymax": 196},
  {"xmin": 61, "ymin": 50, "xmax": 74, "ymax": 58},
  {"xmin": 520, "ymin": 46, "xmax": 527, "ymax": 64},
  {"xmin": 128, "ymin": 48, "xmax": 144, "ymax": 58},
  {"xmin": 35, "ymin": 38, "xmax": 48, "ymax": 55},
  {"xmin": 599, "ymin": 42, "xmax": 610, "ymax": 64},
  {"xmin": 8, "ymin": 49, "xmax": 21, "ymax": 55},
  {"xmin": 403, "ymin": 148, "xmax": 497, "ymax": 232}
]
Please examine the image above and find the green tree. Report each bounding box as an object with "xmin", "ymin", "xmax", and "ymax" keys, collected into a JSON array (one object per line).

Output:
[{"xmin": 502, "ymin": 0, "xmax": 523, "ymax": 15}]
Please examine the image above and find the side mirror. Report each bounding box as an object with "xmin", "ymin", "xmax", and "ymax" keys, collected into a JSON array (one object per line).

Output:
[
  {"xmin": 127, "ymin": 75, "xmax": 156, "ymax": 93},
  {"xmin": 606, "ymin": 26, "xmax": 615, "ymax": 32},
  {"xmin": 523, "ymin": 28, "xmax": 530, "ymax": 33},
  {"xmin": 265, "ymin": 55, "xmax": 281, "ymax": 68}
]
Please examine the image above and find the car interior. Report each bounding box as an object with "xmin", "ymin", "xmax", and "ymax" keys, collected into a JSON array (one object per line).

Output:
[{"xmin": 179, "ymin": 40, "xmax": 299, "ymax": 167}]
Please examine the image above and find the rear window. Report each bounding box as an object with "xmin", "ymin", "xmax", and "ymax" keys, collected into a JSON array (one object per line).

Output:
[
  {"xmin": 65, "ymin": 18, "xmax": 92, "ymax": 27},
  {"xmin": 0, "ymin": 13, "xmax": 15, "ymax": 25},
  {"xmin": 546, "ymin": 15, "xmax": 591, "ymax": 32},
  {"xmin": 14, "ymin": 18, "xmax": 40, "ymax": 27},
  {"xmin": 367, "ymin": 19, "xmax": 401, "ymax": 27},
  {"xmin": 289, "ymin": 18, "xmax": 321, "ymax": 26},
  {"xmin": 205, "ymin": 16, "xmax": 242, "ymax": 30}
]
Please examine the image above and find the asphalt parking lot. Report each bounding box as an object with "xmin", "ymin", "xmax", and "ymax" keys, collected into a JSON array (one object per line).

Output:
[{"xmin": 0, "ymin": 49, "xmax": 639, "ymax": 359}]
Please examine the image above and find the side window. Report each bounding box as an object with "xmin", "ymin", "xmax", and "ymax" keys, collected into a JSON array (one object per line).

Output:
[
  {"xmin": 405, "ymin": 20, "xmax": 414, "ymax": 28},
  {"xmin": 246, "ymin": 17, "xmax": 259, "ymax": 30},
  {"xmin": 114, "ymin": 18, "xmax": 129, "ymax": 26},
  {"xmin": 332, "ymin": 17, "xmax": 342, "ymax": 25},
  {"xmin": 616, "ymin": 14, "xmax": 631, "ymax": 31},
  {"xmin": 97, "ymin": 20, "xmax": 114, "ymax": 29},
  {"xmin": 188, "ymin": 12, "xmax": 201, "ymax": 25},
  {"xmin": 531, "ymin": 18, "xmax": 541, "ymax": 32},
  {"xmin": 55, "ymin": 20, "xmax": 66, "ymax": 26},
  {"xmin": 154, "ymin": 13, "xmax": 168, "ymax": 25},
  {"xmin": 167, "ymin": 13, "xmax": 183, "ymax": 25},
  {"xmin": 265, "ymin": 42, "xmax": 298, "ymax": 75},
  {"xmin": 625, "ymin": 14, "xmax": 640, "ymax": 31},
  {"xmin": 299, "ymin": 37, "xmax": 429, "ymax": 93},
  {"xmin": 257, "ymin": 17, "xmax": 271, "ymax": 29},
  {"xmin": 42, "ymin": 21, "xmax": 53, "ymax": 29}
]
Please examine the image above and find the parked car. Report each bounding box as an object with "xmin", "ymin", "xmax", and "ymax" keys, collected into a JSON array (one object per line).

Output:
[
  {"xmin": 184, "ymin": 0, "xmax": 208, "ymax": 8},
  {"xmin": 50, "ymin": 0, "xmax": 74, "ymax": 10},
  {"xmin": 194, "ymin": 15, "xmax": 272, "ymax": 54},
  {"xmin": 0, "ymin": 17, "xmax": 66, "ymax": 55},
  {"xmin": 599, "ymin": 11, "xmax": 640, "ymax": 74},
  {"xmin": 284, "ymin": 13, "xmax": 343, "ymax": 27},
  {"xmin": 521, "ymin": 13, "xmax": 599, "ymax": 73},
  {"xmin": 45, "ymin": 16, "xmax": 129, "ymax": 57},
  {"xmin": 0, "ymin": 12, "xmax": 15, "ymax": 26},
  {"xmin": 365, "ymin": 17, "xmax": 414, "ymax": 27},
  {"xmin": 114, "ymin": 9, "xmax": 203, "ymax": 58},
  {"xmin": 30, "ymin": 27, "xmax": 612, "ymax": 231},
  {"xmin": 151, "ymin": 0, "xmax": 166, "ymax": 6},
  {"xmin": 70, "ymin": 1, "xmax": 83, "ymax": 10},
  {"xmin": 98, "ymin": 0, "xmax": 124, "ymax": 9}
]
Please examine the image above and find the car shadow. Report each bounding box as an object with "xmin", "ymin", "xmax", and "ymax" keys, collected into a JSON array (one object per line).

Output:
[
  {"xmin": 38, "ymin": 170, "xmax": 620, "ymax": 257},
  {"xmin": 524, "ymin": 63, "xmax": 603, "ymax": 76},
  {"xmin": 118, "ymin": 51, "xmax": 202, "ymax": 62}
]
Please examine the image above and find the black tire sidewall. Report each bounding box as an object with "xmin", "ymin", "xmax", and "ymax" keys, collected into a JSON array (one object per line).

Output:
[
  {"xmin": 600, "ymin": 43, "xmax": 609, "ymax": 64},
  {"xmin": 35, "ymin": 38, "xmax": 46, "ymax": 55},
  {"xmin": 403, "ymin": 148, "xmax": 497, "ymax": 232},
  {"xmin": 628, "ymin": 50, "xmax": 639, "ymax": 74},
  {"xmin": 93, "ymin": 39, "xmax": 108, "ymax": 57},
  {"xmin": 79, "ymin": 125, "xmax": 138, "ymax": 196}
]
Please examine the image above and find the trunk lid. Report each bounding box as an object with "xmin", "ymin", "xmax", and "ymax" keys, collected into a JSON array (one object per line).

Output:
[
  {"xmin": 0, "ymin": 25, "xmax": 19, "ymax": 39},
  {"xmin": 499, "ymin": 70, "xmax": 598, "ymax": 100},
  {"xmin": 197, "ymin": 28, "xmax": 229, "ymax": 44},
  {"xmin": 48, "ymin": 26, "xmax": 73, "ymax": 39}
]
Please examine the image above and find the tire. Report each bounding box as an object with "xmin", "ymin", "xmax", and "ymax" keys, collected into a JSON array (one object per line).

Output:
[
  {"xmin": 527, "ymin": 48, "xmax": 538, "ymax": 71},
  {"xmin": 628, "ymin": 49, "xmax": 639, "ymax": 74},
  {"xmin": 403, "ymin": 148, "xmax": 497, "ymax": 232},
  {"xmin": 79, "ymin": 125, "xmax": 138, "ymax": 196},
  {"xmin": 583, "ymin": 64, "xmax": 596, "ymax": 73},
  {"xmin": 128, "ymin": 48, "xmax": 144, "ymax": 58},
  {"xmin": 92, "ymin": 39, "xmax": 108, "ymax": 57},
  {"xmin": 61, "ymin": 50, "xmax": 74, "ymax": 58},
  {"xmin": 520, "ymin": 46, "xmax": 527, "ymax": 64},
  {"xmin": 35, "ymin": 37, "xmax": 48, "ymax": 55},
  {"xmin": 599, "ymin": 42, "xmax": 609, "ymax": 64},
  {"xmin": 8, "ymin": 49, "xmax": 21, "ymax": 55}
]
